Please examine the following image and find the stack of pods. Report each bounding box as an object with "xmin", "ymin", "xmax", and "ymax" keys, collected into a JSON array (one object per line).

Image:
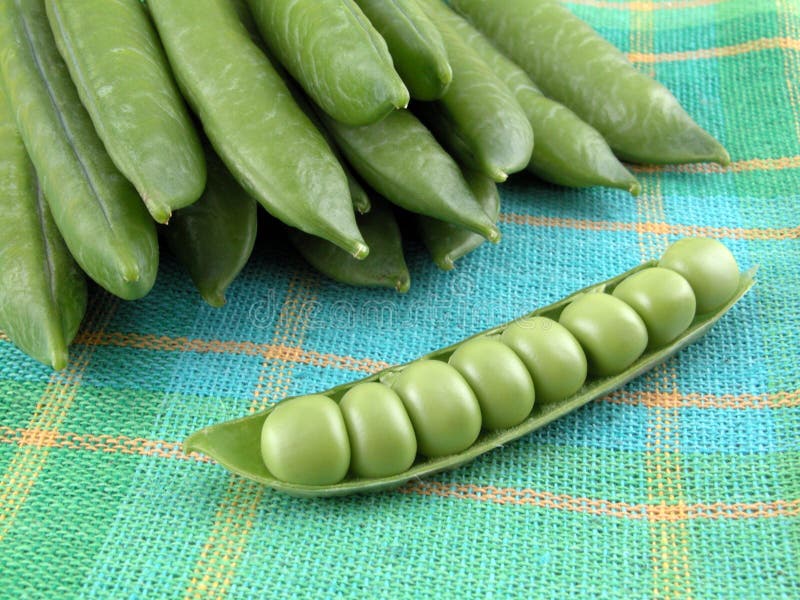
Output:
[{"xmin": 0, "ymin": 0, "xmax": 729, "ymax": 370}]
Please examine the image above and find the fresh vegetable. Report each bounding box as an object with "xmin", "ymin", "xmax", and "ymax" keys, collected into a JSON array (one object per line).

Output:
[
  {"xmin": 450, "ymin": 0, "xmax": 730, "ymax": 165},
  {"xmin": 45, "ymin": 0, "xmax": 206, "ymax": 224},
  {"xmin": 184, "ymin": 238, "xmax": 753, "ymax": 497},
  {"xmin": 0, "ymin": 0, "xmax": 158, "ymax": 301},
  {"xmin": 147, "ymin": 0, "xmax": 368, "ymax": 258}
]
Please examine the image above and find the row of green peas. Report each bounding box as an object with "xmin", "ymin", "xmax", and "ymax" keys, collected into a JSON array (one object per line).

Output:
[{"xmin": 260, "ymin": 238, "xmax": 741, "ymax": 486}]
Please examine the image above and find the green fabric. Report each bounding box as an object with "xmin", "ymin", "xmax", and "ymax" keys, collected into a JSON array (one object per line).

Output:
[{"xmin": 1, "ymin": 0, "xmax": 799, "ymax": 597}]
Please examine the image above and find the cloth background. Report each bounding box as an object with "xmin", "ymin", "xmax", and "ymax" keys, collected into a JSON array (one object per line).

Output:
[{"xmin": 1, "ymin": 0, "xmax": 798, "ymax": 597}]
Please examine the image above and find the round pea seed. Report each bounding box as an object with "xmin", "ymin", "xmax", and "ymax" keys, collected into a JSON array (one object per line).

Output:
[
  {"xmin": 339, "ymin": 382, "xmax": 417, "ymax": 478},
  {"xmin": 612, "ymin": 267, "xmax": 696, "ymax": 348},
  {"xmin": 448, "ymin": 336, "xmax": 535, "ymax": 429},
  {"xmin": 559, "ymin": 293, "xmax": 648, "ymax": 376},
  {"xmin": 391, "ymin": 360, "xmax": 482, "ymax": 457},
  {"xmin": 260, "ymin": 394, "xmax": 350, "ymax": 486},
  {"xmin": 500, "ymin": 316, "xmax": 587, "ymax": 403},
  {"xmin": 659, "ymin": 237, "xmax": 739, "ymax": 314}
]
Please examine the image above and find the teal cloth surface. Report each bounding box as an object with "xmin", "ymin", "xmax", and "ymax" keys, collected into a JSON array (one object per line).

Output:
[{"xmin": 1, "ymin": 0, "xmax": 799, "ymax": 597}]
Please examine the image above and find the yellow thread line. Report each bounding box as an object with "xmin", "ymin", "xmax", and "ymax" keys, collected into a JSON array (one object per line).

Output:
[
  {"xmin": 568, "ymin": 0, "xmax": 721, "ymax": 10},
  {"xmin": 2, "ymin": 426, "xmax": 796, "ymax": 521},
  {"xmin": 605, "ymin": 389, "xmax": 800, "ymax": 409},
  {"xmin": 628, "ymin": 36, "xmax": 800, "ymax": 63},
  {"xmin": 499, "ymin": 213, "xmax": 800, "ymax": 240},
  {"xmin": 400, "ymin": 482, "xmax": 800, "ymax": 521},
  {"xmin": 631, "ymin": 154, "xmax": 800, "ymax": 173}
]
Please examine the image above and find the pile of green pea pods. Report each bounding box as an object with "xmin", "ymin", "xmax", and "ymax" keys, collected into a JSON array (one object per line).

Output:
[
  {"xmin": 0, "ymin": 0, "xmax": 730, "ymax": 370},
  {"xmin": 186, "ymin": 238, "xmax": 755, "ymax": 496}
]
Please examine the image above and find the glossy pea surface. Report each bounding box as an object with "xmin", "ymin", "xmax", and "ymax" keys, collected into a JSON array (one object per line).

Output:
[
  {"xmin": 659, "ymin": 237, "xmax": 740, "ymax": 314},
  {"xmin": 260, "ymin": 394, "xmax": 350, "ymax": 486},
  {"xmin": 448, "ymin": 337, "xmax": 535, "ymax": 430},
  {"xmin": 339, "ymin": 383, "xmax": 417, "ymax": 478},
  {"xmin": 391, "ymin": 360, "xmax": 482, "ymax": 457},
  {"xmin": 500, "ymin": 316, "xmax": 587, "ymax": 404},
  {"xmin": 559, "ymin": 293, "xmax": 648, "ymax": 377},
  {"xmin": 612, "ymin": 267, "xmax": 696, "ymax": 349}
]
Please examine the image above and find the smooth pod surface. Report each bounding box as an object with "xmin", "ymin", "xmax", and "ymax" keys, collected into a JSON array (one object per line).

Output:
[
  {"xmin": 354, "ymin": 0, "xmax": 452, "ymax": 100},
  {"xmin": 340, "ymin": 382, "xmax": 418, "ymax": 478},
  {"xmin": 45, "ymin": 0, "xmax": 206, "ymax": 223},
  {"xmin": 184, "ymin": 249, "xmax": 755, "ymax": 497},
  {"xmin": 559, "ymin": 293, "xmax": 649, "ymax": 377},
  {"xmin": 448, "ymin": 336, "xmax": 535, "ymax": 430},
  {"xmin": 416, "ymin": 0, "xmax": 534, "ymax": 181},
  {"xmin": 163, "ymin": 144, "xmax": 258, "ymax": 308},
  {"xmin": 288, "ymin": 196, "xmax": 410, "ymax": 292},
  {"xmin": 0, "ymin": 82, "xmax": 87, "ymax": 370},
  {"xmin": 148, "ymin": 0, "xmax": 368, "ymax": 259},
  {"xmin": 0, "ymin": 0, "xmax": 158, "ymax": 300},
  {"xmin": 452, "ymin": 0, "xmax": 729, "ymax": 165},
  {"xmin": 246, "ymin": 0, "xmax": 409, "ymax": 126},
  {"xmin": 417, "ymin": 168, "xmax": 500, "ymax": 270},
  {"xmin": 322, "ymin": 108, "xmax": 500, "ymax": 242},
  {"xmin": 448, "ymin": 7, "xmax": 639, "ymax": 194},
  {"xmin": 659, "ymin": 237, "xmax": 740, "ymax": 314},
  {"xmin": 260, "ymin": 394, "xmax": 351, "ymax": 486},
  {"xmin": 391, "ymin": 360, "xmax": 482, "ymax": 457},
  {"xmin": 612, "ymin": 267, "xmax": 696, "ymax": 348},
  {"xmin": 500, "ymin": 316, "xmax": 587, "ymax": 404}
]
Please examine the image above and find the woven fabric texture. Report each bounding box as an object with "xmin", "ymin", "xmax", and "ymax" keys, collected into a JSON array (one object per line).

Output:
[{"xmin": 1, "ymin": 1, "xmax": 799, "ymax": 598}]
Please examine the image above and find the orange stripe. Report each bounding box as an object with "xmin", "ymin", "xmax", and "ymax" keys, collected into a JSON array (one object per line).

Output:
[
  {"xmin": 568, "ymin": 0, "xmax": 721, "ymax": 10},
  {"xmin": 628, "ymin": 36, "xmax": 800, "ymax": 64},
  {"xmin": 605, "ymin": 389, "xmax": 800, "ymax": 409},
  {"xmin": 400, "ymin": 482, "xmax": 800, "ymax": 521},
  {"xmin": 73, "ymin": 330, "xmax": 390, "ymax": 374},
  {"xmin": 499, "ymin": 213, "xmax": 800, "ymax": 240},
  {"xmin": 631, "ymin": 155, "xmax": 800, "ymax": 173},
  {"xmin": 2, "ymin": 426, "xmax": 796, "ymax": 521}
]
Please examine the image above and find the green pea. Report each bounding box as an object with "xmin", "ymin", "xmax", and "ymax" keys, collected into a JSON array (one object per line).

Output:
[
  {"xmin": 246, "ymin": 0, "xmax": 409, "ymax": 126},
  {"xmin": 260, "ymin": 395, "xmax": 350, "ymax": 486},
  {"xmin": 339, "ymin": 383, "xmax": 417, "ymax": 478},
  {"xmin": 45, "ymin": 0, "xmax": 206, "ymax": 224},
  {"xmin": 451, "ymin": 0, "xmax": 729, "ymax": 166},
  {"xmin": 445, "ymin": 6, "xmax": 639, "ymax": 195},
  {"xmin": 659, "ymin": 238, "xmax": 740, "ymax": 314},
  {"xmin": 353, "ymin": 0, "xmax": 452, "ymax": 101},
  {"xmin": 148, "ymin": 0, "xmax": 368, "ymax": 259},
  {"xmin": 417, "ymin": 168, "xmax": 500, "ymax": 271},
  {"xmin": 448, "ymin": 337, "xmax": 534, "ymax": 430},
  {"xmin": 559, "ymin": 293, "xmax": 648, "ymax": 377},
  {"xmin": 391, "ymin": 360, "xmax": 482, "ymax": 457},
  {"xmin": 500, "ymin": 316, "xmax": 587, "ymax": 404},
  {"xmin": 612, "ymin": 267, "xmax": 696, "ymax": 349},
  {"xmin": 0, "ymin": 83, "xmax": 87, "ymax": 370},
  {"xmin": 288, "ymin": 196, "xmax": 410, "ymax": 292}
]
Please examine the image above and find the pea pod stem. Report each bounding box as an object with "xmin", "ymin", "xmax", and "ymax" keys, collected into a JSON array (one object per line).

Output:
[{"xmin": 184, "ymin": 262, "xmax": 756, "ymax": 497}]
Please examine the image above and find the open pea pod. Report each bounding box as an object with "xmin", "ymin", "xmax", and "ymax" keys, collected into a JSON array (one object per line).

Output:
[{"xmin": 185, "ymin": 261, "xmax": 756, "ymax": 497}]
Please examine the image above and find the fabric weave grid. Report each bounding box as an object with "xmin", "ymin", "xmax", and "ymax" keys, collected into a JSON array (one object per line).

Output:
[{"xmin": 1, "ymin": 1, "xmax": 799, "ymax": 598}]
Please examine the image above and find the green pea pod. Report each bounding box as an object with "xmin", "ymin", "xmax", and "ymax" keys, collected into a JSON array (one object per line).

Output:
[
  {"xmin": 44, "ymin": 0, "xmax": 206, "ymax": 224},
  {"xmin": 147, "ymin": 0, "xmax": 368, "ymax": 259},
  {"xmin": 320, "ymin": 109, "xmax": 500, "ymax": 243},
  {"xmin": 162, "ymin": 145, "xmax": 258, "ymax": 309},
  {"xmin": 451, "ymin": 0, "xmax": 729, "ymax": 166},
  {"xmin": 0, "ymin": 0, "xmax": 158, "ymax": 300},
  {"xmin": 0, "ymin": 83, "xmax": 87, "ymax": 370},
  {"xmin": 288, "ymin": 196, "xmax": 410, "ymax": 292},
  {"xmin": 230, "ymin": 0, "xmax": 370, "ymax": 216},
  {"xmin": 418, "ymin": 169, "xmax": 500, "ymax": 270},
  {"xmin": 245, "ymin": 0, "xmax": 409, "ymax": 126},
  {"xmin": 184, "ymin": 257, "xmax": 755, "ymax": 497},
  {"xmin": 443, "ymin": 5, "xmax": 640, "ymax": 195},
  {"xmin": 353, "ymin": 0, "xmax": 452, "ymax": 101},
  {"xmin": 414, "ymin": 0, "xmax": 533, "ymax": 181}
]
